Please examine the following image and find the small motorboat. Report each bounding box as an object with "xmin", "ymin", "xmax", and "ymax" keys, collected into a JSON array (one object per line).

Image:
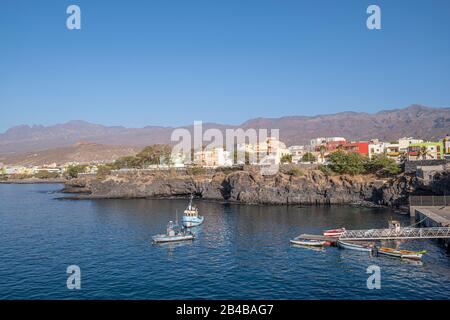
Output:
[
  {"xmin": 337, "ymin": 240, "xmax": 374, "ymax": 252},
  {"xmin": 323, "ymin": 227, "xmax": 346, "ymax": 237},
  {"xmin": 290, "ymin": 238, "xmax": 330, "ymax": 247},
  {"xmin": 375, "ymin": 246, "xmax": 426, "ymax": 260},
  {"xmin": 153, "ymin": 221, "xmax": 195, "ymax": 243},
  {"xmin": 182, "ymin": 195, "xmax": 204, "ymax": 227}
]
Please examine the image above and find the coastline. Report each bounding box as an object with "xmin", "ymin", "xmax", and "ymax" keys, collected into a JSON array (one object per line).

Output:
[
  {"xmin": 0, "ymin": 178, "xmax": 66, "ymax": 184},
  {"xmin": 59, "ymin": 168, "xmax": 421, "ymax": 207}
]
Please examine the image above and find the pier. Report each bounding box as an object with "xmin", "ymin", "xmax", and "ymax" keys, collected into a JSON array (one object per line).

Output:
[
  {"xmin": 299, "ymin": 227, "xmax": 450, "ymax": 242},
  {"xmin": 409, "ymin": 196, "xmax": 450, "ymax": 248},
  {"xmin": 409, "ymin": 196, "xmax": 450, "ymax": 226},
  {"xmin": 298, "ymin": 196, "xmax": 450, "ymax": 246}
]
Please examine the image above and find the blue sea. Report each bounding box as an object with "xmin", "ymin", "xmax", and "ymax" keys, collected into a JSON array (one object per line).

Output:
[{"xmin": 1, "ymin": 183, "xmax": 449, "ymax": 299}]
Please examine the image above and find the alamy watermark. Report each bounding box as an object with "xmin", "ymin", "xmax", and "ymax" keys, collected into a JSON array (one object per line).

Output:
[
  {"xmin": 367, "ymin": 5, "xmax": 381, "ymax": 30},
  {"xmin": 67, "ymin": 265, "xmax": 81, "ymax": 290},
  {"xmin": 65, "ymin": 4, "xmax": 381, "ymax": 31},
  {"xmin": 66, "ymin": 5, "xmax": 81, "ymax": 30},
  {"xmin": 171, "ymin": 121, "xmax": 284, "ymax": 174},
  {"xmin": 366, "ymin": 265, "xmax": 381, "ymax": 289}
]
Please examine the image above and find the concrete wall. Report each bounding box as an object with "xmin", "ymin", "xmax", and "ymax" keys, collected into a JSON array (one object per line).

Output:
[
  {"xmin": 404, "ymin": 159, "xmax": 449, "ymax": 173},
  {"xmin": 412, "ymin": 206, "xmax": 450, "ymax": 250}
]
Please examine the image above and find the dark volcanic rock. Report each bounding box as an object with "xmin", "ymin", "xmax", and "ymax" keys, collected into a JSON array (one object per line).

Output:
[{"xmin": 63, "ymin": 169, "xmax": 443, "ymax": 208}]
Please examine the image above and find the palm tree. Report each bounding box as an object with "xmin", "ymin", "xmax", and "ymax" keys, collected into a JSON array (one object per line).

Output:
[
  {"xmin": 418, "ymin": 146, "xmax": 430, "ymax": 160},
  {"xmin": 319, "ymin": 145, "xmax": 327, "ymax": 163}
]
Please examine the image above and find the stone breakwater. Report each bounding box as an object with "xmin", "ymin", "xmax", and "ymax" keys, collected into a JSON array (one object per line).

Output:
[{"xmin": 61, "ymin": 167, "xmax": 445, "ymax": 207}]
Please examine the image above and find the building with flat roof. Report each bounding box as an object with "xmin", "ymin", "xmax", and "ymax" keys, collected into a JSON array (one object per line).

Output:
[{"xmin": 407, "ymin": 141, "xmax": 444, "ymax": 161}]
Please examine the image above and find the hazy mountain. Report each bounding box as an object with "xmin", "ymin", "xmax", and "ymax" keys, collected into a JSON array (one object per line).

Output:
[
  {"xmin": 0, "ymin": 141, "xmax": 140, "ymax": 166},
  {"xmin": 1, "ymin": 104, "xmax": 449, "ymax": 157}
]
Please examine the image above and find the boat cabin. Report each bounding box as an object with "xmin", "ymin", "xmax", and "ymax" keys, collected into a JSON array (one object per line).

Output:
[{"xmin": 388, "ymin": 220, "xmax": 401, "ymax": 232}]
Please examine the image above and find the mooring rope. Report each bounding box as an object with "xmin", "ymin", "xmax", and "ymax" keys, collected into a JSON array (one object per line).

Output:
[{"xmin": 406, "ymin": 216, "xmax": 428, "ymax": 228}]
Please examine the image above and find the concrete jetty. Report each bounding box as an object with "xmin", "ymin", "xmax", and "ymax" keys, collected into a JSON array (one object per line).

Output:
[{"xmin": 409, "ymin": 196, "xmax": 450, "ymax": 249}]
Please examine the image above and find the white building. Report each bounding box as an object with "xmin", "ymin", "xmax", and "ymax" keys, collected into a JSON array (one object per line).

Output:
[
  {"xmin": 288, "ymin": 145, "xmax": 305, "ymax": 163},
  {"xmin": 398, "ymin": 137, "xmax": 424, "ymax": 152},
  {"xmin": 368, "ymin": 143, "xmax": 385, "ymax": 159},
  {"xmin": 4, "ymin": 166, "xmax": 32, "ymax": 175},
  {"xmin": 194, "ymin": 147, "xmax": 232, "ymax": 168},
  {"xmin": 170, "ymin": 153, "xmax": 188, "ymax": 168},
  {"xmin": 310, "ymin": 137, "xmax": 346, "ymax": 148},
  {"xmin": 237, "ymin": 138, "xmax": 291, "ymax": 165}
]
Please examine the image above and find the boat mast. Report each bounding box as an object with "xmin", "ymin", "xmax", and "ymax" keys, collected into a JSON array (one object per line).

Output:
[{"xmin": 188, "ymin": 194, "xmax": 193, "ymax": 210}]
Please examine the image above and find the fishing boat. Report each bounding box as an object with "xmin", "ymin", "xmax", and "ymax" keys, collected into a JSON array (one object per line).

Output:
[
  {"xmin": 337, "ymin": 240, "xmax": 374, "ymax": 252},
  {"xmin": 182, "ymin": 195, "xmax": 204, "ymax": 227},
  {"xmin": 290, "ymin": 238, "xmax": 330, "ymax": 247},
  {"xmin": 323, "ymin": 227, "xmax": 346, "ymax": 237},
  {"xmin": 152, "ymin": 221, "xmax": 195, "ymax": 243},
  {"xmin": 375, "ymin": 246, "xmax": 426, "ymax": 260}
]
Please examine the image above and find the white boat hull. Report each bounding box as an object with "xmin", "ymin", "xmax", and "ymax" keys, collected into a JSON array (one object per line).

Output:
[
  {"xmin": 182, "ymin": 216, "xmax": 204, "ymax": 227},
  {"xmin": 338, "ymin": 240, "xmax": 373, "ymax": 252},
  {"xmin": 377, "ymin": 249, "xmax": 424, "ymax": 260},
  {"xmin": 152, "ymin": 234, "xmax": 195, "ymax": 243},
  {"xmin": 290, "ymin": 239, "xmax": 327, "ymax": 246}
]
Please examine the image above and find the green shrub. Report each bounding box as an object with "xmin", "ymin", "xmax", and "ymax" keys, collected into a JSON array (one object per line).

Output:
[
  {"xmin": 96, "ymin": 165, "xmax": 113, "ymax": 178},
  {"xmin": 34, "ymin": 170, "xmax": 60, "ymax": 179},
  {"xmin": 281, "ymin": 154, "xmax": 293, "ymax": 164},
  {"xmin": 9, "ymin": 173, "xmax": 32, "ymax": 180},
  {"xmin": 301, "ymin": 152, "xmax": 316, "ymax": 163},
  {"xmin": 66, "ymin": 165, "xmax": 88, "ymax": 178},
  {"xmin": 365, "ymin": 154, "xmax": 401, "ymax": 176},
  {"xmin": 288, "ymin": 167, "xmax": 304, "ymax": 176},
  {"xmin": 319, "ymin": 164, "xmax": 334, "ymax": 176},
  {"xmin": 327, "ymin": 151, "xmax": 367, "ymax": 175},
  {"xmin": 187, "ymin": 167, "xmax": 206, "ymax": 175}
]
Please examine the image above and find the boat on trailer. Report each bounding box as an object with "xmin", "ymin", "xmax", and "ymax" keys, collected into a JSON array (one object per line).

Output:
[
  {"xmin": 290, "ymin": 238, "xmax": 330, "ymax": 247},
  {"xmin": 375, "ymin": 246, "xmax": 426, "ymax": 260},
  {"xmin": 153, "ymin": 221, "xmax": 195, "ymax": 243},
  {"xmin": 337, "ymin": 240, "xmax": 374, "ymax": 252},
  {"xmin": 323, "ymin": 228, "xmax": 346, "ymax": 237}
]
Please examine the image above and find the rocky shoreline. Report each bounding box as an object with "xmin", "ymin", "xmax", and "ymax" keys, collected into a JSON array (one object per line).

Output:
[
  {"xmin": 59, "ymin": 166, "xmax": 450, "ymax": 208},
  {"xmin": 0, "ymin": 178, "xmax": 67, "ymax": 184}
]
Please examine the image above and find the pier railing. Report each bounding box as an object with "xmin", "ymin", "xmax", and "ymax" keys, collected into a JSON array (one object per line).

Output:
[
  {"xmin": 340, "ymin": 227, "xmax": 450, "ymax": 240},
  {"xmin": 409, "ymin": 195, "xmax": 450, "ymax": 207}
]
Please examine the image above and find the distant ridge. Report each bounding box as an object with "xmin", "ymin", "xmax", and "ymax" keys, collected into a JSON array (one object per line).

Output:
[
  {"xmin": 0, "ymin": 142, "xmax": 139, "ymax": 166},
  {"xmin": 1, "ymin": 104, "xmax": 449, "ymax": 156}
]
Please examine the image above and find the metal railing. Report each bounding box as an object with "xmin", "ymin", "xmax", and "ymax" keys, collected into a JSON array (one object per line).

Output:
[
  {"xmin": 340, "ymin": 227, "xmax": 450, "ymax": 240},
  {"xmin": 409, "ymin": 195, "xmax": 450, "ymax": 207}
]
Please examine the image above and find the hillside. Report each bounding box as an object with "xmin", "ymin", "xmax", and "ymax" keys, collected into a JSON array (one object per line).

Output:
[
  {"xmin": 1, "ymin": 104, "xmax": 449, "ymax": 155},
  {"xmin": 0, "ymin": 141, "xmax": 139, "ymax": 166}
]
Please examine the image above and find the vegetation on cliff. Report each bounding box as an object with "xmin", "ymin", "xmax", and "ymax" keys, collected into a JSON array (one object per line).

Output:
[
  {"xmin": 323, "ymin": 151, "xmax": 400, "ymax": 176},
  {"xmin": 113, "ymin": 144, "xmax": 172, "ymax": 169}
]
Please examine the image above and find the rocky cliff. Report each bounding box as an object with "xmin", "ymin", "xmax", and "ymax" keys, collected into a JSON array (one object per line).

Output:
[{"xmin": 62, "ymin": 168, "xmax": 431, "ymax": 208}]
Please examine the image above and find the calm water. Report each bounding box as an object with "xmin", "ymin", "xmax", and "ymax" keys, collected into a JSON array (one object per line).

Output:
[{"xmin": 1, "ymin": 183, "xmax": 450, "ymax": 300}]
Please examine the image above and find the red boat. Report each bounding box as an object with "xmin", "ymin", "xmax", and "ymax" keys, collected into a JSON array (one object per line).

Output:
[{"xmin": 323, "ymin": 228, "xmax": 346, "ymax": 237}]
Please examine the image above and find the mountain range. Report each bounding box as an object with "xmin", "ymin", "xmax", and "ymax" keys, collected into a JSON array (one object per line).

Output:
[
  {"xmin": 0, "ymin": 104, "xmax": 449, "ymax": 163},
  {"xmin": 0, "ymin": 142, "xmax": 139, "ymax": 166}
]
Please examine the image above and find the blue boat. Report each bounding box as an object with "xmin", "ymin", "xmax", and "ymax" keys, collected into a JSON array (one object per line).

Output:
[{"xmin": 182, "ymin": 195, "xmax": 205, "ymax": 227}]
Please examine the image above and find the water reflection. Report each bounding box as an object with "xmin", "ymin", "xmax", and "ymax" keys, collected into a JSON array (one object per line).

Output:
[
  {"xmin": 154, "ymin": 241, "xmax": 194, "ymax": 257},
  {"xmin": 2, "ymin": 184, "xmax": 450, "ymax": 299},
  {"xmin": 290, "ymin": 244, "xmax": 327, "ymax": 253}
]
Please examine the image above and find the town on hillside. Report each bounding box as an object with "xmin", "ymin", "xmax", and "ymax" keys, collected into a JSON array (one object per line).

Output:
[{"xmin": 1, "ymin": 134, "xmax": 450, "ymax": 180}]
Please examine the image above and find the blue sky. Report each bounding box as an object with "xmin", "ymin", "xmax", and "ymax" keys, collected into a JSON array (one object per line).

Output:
[{"xmin": 1, "ymin": 0, "xmax": 449, "ymax": 132}]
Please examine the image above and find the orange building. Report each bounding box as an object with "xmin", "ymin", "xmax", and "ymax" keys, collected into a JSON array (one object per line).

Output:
[{"xmin": 342, "ymin": 142, "xmax": 369, "ymax": 155}]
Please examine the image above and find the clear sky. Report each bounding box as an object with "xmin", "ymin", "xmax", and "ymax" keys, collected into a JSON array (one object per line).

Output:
[{"xmin": 1, "ymin": 0, "xmax": 449, "ymax": 132}]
